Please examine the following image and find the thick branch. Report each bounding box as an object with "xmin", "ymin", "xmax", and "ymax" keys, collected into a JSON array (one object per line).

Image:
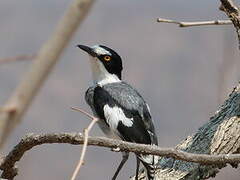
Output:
[
  {"xmin": 146, "ymin": 2, "xmax": 240, "ymax": 180},
  {"xmin": 1, "ymin": 133, "xmax": 240, "ymax": 179},
  {"xmin": 2, "ymin": 83, "xmax": 239, "ymax": 180},
  {"xmin": 157, "ymin": 18, "xmax": 232, "ymax": 27},
  {"xmin": 0, "ymin": 0, "xmax": 95, "ymax": 147},
  {"xmin": 130, "ymin": 83, "xmax": 240, "ymax": 180},
  {"xmin": 220, "ymin": 0, "xmax": 240, "ymax": 48}
]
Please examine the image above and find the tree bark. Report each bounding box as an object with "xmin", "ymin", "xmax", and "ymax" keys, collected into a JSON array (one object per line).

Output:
[
  {"xmin": 132, "ymin": 84, "xmax": 240, "ymax": 179},
  {"xmin": 1, "ymin": 84, "xmax": 240, "ymax": 179}
]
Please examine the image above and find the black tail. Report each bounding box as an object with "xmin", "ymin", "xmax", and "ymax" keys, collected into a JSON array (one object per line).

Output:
[{"xmin": 138, "ymin": 154, "xmax": 159, "ymax": 180}]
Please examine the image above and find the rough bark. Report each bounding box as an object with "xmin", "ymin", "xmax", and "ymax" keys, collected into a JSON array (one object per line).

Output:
[
  {"xmin": 220, "ymin": 0, "xmax": 240, "ymax": 48},
  {"xmin": 132, "ymin": 84, "xmax": 240, "ymax": 180},
  {"xmin": 1, "ymin": 131, "xmax": 240, "ymax": 179},
  {"xmin": 2, "ymin": 83, "xmax": 240, "ymax": 180},
  {"xmin": 1, "ymin": 83, "xmax": 240, "ymax": 179}
]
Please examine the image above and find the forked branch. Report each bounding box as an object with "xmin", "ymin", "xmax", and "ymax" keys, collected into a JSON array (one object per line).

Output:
[
  {"xmin": 1, "ymin": 133, "xmax": 240, "ymax": 179},
  {"xmin": 70, "ymin": 107, "xmax": 98, "ymax": 180}
]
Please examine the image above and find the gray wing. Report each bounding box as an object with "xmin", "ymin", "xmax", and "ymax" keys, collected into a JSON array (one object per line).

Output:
[
  {"xmin": 85, "ymin": 85, "xmax": 96, "ymax": 111},
  {"xmin": 86, "ymin": 83, "xmax": 159, "ymax": 171},
  {"xmin": 94, "ymin": 82, "xmax": 158, "ymax": 145}
]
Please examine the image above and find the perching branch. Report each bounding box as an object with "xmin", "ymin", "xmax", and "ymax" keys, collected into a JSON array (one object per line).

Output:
[
  {"xmin": 0, "ymin": 0, "xmax": 95, "ymax": 148},
  {"xmin": 130, "ymin": 83, "xmax": 240, "ymax": 180},
  {"xmin": 2, "ymin": 85, "xmax": 239, "ymax": 180},
  {"xmin": 1, "ymin": 133, "xmax": 240, "ymax": 179},
  {"xmin": 156, "ymin": 18, "xmax": 232, "ymax": 27},
  {"xmin": 220, "ymin": 0, "xmax": 240, "ymax": 48},
  {"xmin": 144, "ymin": 3, "xmax": 240, "ymax": 179},
  {"xmin": 70, "ymin": 107, "xmax": 98, "ymax": 180},
  {"xmin": 0, "ymin": 54, "xmax": 36, "ymax": 65}
]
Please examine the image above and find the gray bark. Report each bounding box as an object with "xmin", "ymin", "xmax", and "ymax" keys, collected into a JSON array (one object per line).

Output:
[{"xmin": 133, "ymin": 84, "xmax": 240, "ymax": 179}]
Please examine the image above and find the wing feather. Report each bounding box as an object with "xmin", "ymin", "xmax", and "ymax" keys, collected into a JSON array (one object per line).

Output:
[{"xmin": 90, "ymin": 82, "xmax": 157, "ymax": 145}]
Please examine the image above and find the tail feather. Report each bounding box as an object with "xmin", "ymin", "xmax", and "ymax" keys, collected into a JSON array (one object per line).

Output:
[{"xmin": 138, "ymin": 154, "xmax": 159, "ymax": 180}]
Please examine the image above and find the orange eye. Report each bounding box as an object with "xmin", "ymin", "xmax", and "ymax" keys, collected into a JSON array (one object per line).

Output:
[{"xmin": 104, "ymin": 55, "xmax": 111, "ymax": 61}]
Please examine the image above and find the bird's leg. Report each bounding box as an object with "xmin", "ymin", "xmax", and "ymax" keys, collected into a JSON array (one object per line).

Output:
[
  {"xmin": 112, "ymin": 152, "xmax": 129, "ymax": 180},
  {"xmin": 135, "ymin": 156, "xmax": 140, "ymax": 180}
]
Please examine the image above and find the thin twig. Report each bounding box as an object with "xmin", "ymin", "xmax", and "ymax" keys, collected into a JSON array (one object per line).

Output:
[
  {"xmin": 1, "ymin": 133, "xmax": 240, "ymax": 179},
  {"xmin": 0, "ymin": 54, "xmax": 36, "ymax": 65},
  {"xmin": 71, "ymin": 107, "xmax": 95, "ymax": 120},
  {"xmin": 157, "ymin": 18, "xmax": 232, "ymax": 27},
  {"xmin": 70, "ymin": 107, "xmax": 98, "ymax": 180}
]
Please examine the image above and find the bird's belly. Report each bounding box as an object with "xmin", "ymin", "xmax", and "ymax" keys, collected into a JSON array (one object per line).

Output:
[{"xmin": 97, "ymin": 120, "xmax": 121, "ymax": 140}]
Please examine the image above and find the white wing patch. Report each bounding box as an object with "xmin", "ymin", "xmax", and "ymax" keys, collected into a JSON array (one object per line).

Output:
[{"xmin": 103, "ymin": 104, "xmax": 133, "ymax": 130}]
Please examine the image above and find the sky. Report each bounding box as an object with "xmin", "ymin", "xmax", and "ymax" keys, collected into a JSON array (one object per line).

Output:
[{"xmin": 0, "ymin": 0, "xmax": 239, "ymax": 180}]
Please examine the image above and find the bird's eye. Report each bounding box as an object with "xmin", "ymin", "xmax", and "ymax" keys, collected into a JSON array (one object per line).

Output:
[{"xmin": 104, "ymin": 55, "xmax": 111, "ymax": 61}]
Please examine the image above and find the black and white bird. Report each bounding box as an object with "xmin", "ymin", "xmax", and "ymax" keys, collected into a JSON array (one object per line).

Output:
[{"xmin": 77, "ymin": 44, "xmax": 158, "ymax": 180}]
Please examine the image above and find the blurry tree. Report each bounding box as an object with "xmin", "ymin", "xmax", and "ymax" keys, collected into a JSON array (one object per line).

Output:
[{"xmin": 0, "ymin": 0, "xmax": 95, "ymax": 147}]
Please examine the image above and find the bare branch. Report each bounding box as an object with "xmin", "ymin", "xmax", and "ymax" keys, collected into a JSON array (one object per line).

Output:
[
  {"xmin": 1, "ymin": 133, "xmax": 240, "ymax": 179},
  {"xmin": 0, "ymin": 0, "xmax": 95, "ymax": 148},
  {"xmin": 220, "ymin": 0, "xmax": 240, "ymax": 48},
  {"xmin": 0, "ymin": 54, "xmax": 36, "ymax": 65},
  {"xmin": 156, "ymin": 18, "xmax": 232, "ymax": 27},
  {"xmin": 70, "ymin": 107, "xmax": 98, "ymax": 180},
  {"xmin": 146, "ymin": 2, "xmax": 240, "ymax": 180},
  {"xmin": 71, "ymin": 107, "xmax": 96, "ymax": 120}
]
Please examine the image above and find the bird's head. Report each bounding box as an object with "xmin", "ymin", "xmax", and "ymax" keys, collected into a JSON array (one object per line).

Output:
[{"xmin": 77, "ymin": 44, "xmax": 123, "ymax": 85}]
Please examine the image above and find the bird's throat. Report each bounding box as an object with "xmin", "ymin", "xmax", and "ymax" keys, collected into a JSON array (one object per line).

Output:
[{"xmin": 89, "ymin": 56, "xmax": 121, "ymax": 86}]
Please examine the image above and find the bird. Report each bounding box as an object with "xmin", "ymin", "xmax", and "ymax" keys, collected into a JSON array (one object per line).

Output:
[{"xmin": 77, "ymin": 44, "xmax": 158, "ymax": 180}]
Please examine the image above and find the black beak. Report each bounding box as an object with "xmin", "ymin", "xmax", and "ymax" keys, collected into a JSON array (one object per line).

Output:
[{"xmin": 77, "ymin": 45, "xmax": 97, "ymax": 57}]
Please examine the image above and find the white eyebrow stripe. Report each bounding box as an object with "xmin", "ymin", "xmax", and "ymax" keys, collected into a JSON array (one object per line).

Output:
[{"xmin": 92, "ymin": 45, "xmax": 111, "ymax": 55}]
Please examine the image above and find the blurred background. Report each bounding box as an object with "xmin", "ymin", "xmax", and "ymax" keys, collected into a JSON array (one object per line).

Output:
[{"xmin": 0, "ymin": 0, "xmax": 239, "ymax": 179}]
